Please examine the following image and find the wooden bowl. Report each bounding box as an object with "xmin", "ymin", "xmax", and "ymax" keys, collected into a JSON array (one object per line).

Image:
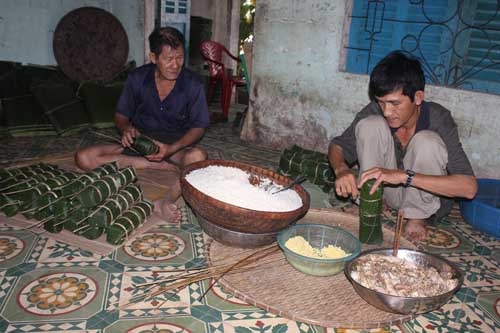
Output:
[{"xmin": 180, "ymin": 159, "xmax": 310, "ymax": 234}]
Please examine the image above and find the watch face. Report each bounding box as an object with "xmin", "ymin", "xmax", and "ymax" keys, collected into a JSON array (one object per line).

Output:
[{"xmin": 405, "ymin": 170, "xmax": 415, "ymax": 187}]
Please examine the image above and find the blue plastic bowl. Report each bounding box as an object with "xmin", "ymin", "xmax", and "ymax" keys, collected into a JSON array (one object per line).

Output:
[{"xmin": 459, "ymin": 178, "xmax": 500, "ymax": 238}]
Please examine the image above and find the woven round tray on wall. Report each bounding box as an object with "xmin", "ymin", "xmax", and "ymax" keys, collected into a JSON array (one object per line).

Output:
[{"xmin": 53, "ymin": 7, "xmax": 129, "ymax": 82}]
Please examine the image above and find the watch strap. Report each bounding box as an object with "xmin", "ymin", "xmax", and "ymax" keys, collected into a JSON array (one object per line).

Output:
[{"xmin": 405, "ymin": 169, "xmax": 415, "ymax": 187}]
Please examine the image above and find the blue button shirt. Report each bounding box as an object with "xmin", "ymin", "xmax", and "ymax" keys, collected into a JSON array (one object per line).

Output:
[{"xmin": 116, "ymin": 64, "xmax": 209, "ymax": 140}]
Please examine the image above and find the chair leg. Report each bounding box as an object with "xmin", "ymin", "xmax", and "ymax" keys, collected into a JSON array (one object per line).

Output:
[
  {"xmin": 206, "ymin": 79, "xmax": 217, "ymax": 104},
  {"xmin": 221, "ymin": 80, "xmax": 231, "ymax": 119}
]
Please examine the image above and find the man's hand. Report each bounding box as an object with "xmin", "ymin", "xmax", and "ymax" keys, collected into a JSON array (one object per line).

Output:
[
  {"xmin": 121, "ymin": 125, "xmax": 140, "ymax": 147},
  {"xmin": 144, "ymin": 140, "xmax": 180, "ymax": 172},
  {"xmin": 334, "ymin": 167, "xmax": 359, "ymax": 199},
  {"xmin": 358, "ymin": 167, "xmax": 406, "ymax": 195}
]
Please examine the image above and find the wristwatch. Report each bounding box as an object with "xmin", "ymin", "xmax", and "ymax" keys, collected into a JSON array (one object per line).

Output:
[{"xmin": 405, "ymin": 169, "xmax": 415, "ymax": 187}]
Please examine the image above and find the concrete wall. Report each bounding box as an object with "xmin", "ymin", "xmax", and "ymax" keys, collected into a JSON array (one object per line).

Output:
[
  {"xmin": 191, "ymin": 0, "xmax": 214, "ymax": 19},
  {"xmin": 241, "ymin": 0, "xmax": 500, "ymax": 179},
  {"xmin": 191, "ymin": 0, "xmax": 241, "ymax": 73},
  {"xmin": 0, "ymin": 0, "xmax": 145, "ymax": 65}
]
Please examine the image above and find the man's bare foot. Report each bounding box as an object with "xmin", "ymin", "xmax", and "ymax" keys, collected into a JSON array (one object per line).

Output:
[
  {"xmin": 382, "ymin": 203, "xmax": 393, "ymax": 219},
  {"xmin": 404, "ymin": 219, "xmax": 428, "ymax": 242},
  {"xmin": 154, "ymin": 199, "xmax": 181, "ymax": 222}
]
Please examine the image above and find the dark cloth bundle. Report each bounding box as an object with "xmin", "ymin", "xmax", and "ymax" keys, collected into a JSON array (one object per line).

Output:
[{"xmin": 277, "ymin": 144, "xmax": 335, "ymax": 193}]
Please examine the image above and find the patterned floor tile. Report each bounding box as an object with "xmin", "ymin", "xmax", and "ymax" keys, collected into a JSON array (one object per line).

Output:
[{"xmin": 0, "ymin": 106, "xmax": 499, "ymax": 333}]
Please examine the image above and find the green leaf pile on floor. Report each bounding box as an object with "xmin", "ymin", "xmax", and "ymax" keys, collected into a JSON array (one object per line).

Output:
[
  {"xmin": 278, "ymin": 144, "xmax": 334, "ymax": 193},
  {"xmin": 0, "ymin": 161, "xmax": 153, "ymax": 245}
]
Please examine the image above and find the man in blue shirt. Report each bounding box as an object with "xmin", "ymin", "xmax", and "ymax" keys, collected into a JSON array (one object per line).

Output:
[{"xmin": 75, "ymin": 27, "xmax": 210, "ymax": 220}]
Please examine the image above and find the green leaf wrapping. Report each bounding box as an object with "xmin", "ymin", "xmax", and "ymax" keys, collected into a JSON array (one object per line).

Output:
[
  {"xmin": 116, "ymin": 166, "xmax": 137, "ymax": 185},
  {"xmin": 16, "ymin": 183, "xmax": 52, "ymax": 212},
  {"xmin": 132, "ymin": 135, "xmax": 159, "ymax": 155},
  {"xmin": 277, "ymin": 144, "xmax": 334, "ymax": 192},
  {"xmin": 106, "ymin": 200, "xmax": 154, "ymax": 245},
  {"xmin": 76, "ymin": 175, "xmax": 122, "ymax": 208},
  {"xmin": 63, "ymin": 208, "xmax": 91, "ymax": 232},
  {"xmin": 359, "ymin": 180, "xmax": 384, "ymax": 244},
  {"xmin": 32, "ymin": 191, "xmax": 59, "ymax": 220},
  {"xmin": 43, "ymin": 218, "xmax": 64, "ymax": 233},
  {"xmin": 1, "ymin": 162, "xmax": 150, "ymax": 244},
  {"xmin": 43, "ymin": 173, "xmax": 77, "ymax": 189},
  {"xmin": 59, "ymin": 162, "xmax": 118, "ymax": 197},
  {"xmin": 76, "ymin": 166, "xmax": 137, "ymax": 208},
  {"xmin": 0, "ymin": 163, "xmax": 59, "ymax": 182},
  {"xmin": 0, "ymin": 194, "xmax": 19, "ymax": 217},
  {"xmin": 87, "ymin": 184, "xmax": 142, "ymax": 228},
  {"xmin": 77, "ymin": 225, "xmax": 104, "ymax": 240}
]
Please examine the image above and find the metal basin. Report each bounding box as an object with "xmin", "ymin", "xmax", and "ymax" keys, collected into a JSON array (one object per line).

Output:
[
  {"xmin": 344, "ymin": 248, "xmax": 464, "ymax": 315},
  {"xmin": 197, "ymin": 215, "xmax": 278, "ymax": 248}
]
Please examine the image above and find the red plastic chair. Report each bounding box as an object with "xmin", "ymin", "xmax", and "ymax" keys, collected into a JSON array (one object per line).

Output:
[{"xmin": 200, "ymin": 40, "xmax": 246, "ymax": 119}]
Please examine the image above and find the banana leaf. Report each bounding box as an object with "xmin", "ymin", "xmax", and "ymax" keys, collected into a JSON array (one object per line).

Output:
[
  {"xmin": 62, "ymin": 208, "xmax": 91, "ymax": 232},
  {"xmin": 0, "ymin": 193, "xmax": 20, "ymax": 217},
  {"xmin": 116, "ymin": 166, "xmax": 137, "ymax": 186},
  {"xmin": 3, "ymin": 181, "xmax": 51, "ymax": 205},
  {"xmin": 31, "ymin": 81, "xmax": 91, "ymax": 136},
  {"xmin": 14, "ymin": 183, "xmax": 52, "ymax": 213},
  {"xmin": 76, "ymin": 174, "xmax": 122, "ymax": 208},
  {"xmin": 43, "ymin": 173, "xmax": 77, "ymax": 189},
  {"xmin": 31, "ymin": 191, "xmax": 59, "ymax": 220},
  {"xmin": 87, "ymin": 184, "xmax": 142, "ymax": 228},
  {"xmin": 78, "ymin": 81, "xmax": 124, "ymax": 128},
  {"xmin": 106, "ymin": 200, "xmax": 154, "ymax": 245},
  {"xmin": 59, "ymin": 162, "xmax": 117, "ymax": 197},
  {"xmin": 359, "ymin": 180, "xmax": 384, "ymax": 244},
  {"xmin": 0, "ymin": 163, "xmax": 58, "ymax": 180},
  {"xmin": 1, "ymin": 178, "xmax": 38, "ymax": 194},
  {"xmin": 0, "ymin": 163, "xmax": 57, "ymax": 186},
  {"xmin": 43, "ymin": 218, "xmax": 64, "ymax": 233},
  {"xmin": 277, "ymin": 144, "xmax": 335, "ymax": 192},
  {"xmin": 132, "ymin": 135, "xmax": 159, "ymax": 155},
  {"xmin": 77, "ymin": 224, "xmax": 104, "ymax": 240}
]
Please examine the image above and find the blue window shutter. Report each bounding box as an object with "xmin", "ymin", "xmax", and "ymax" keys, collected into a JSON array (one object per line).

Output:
[
  {"xmin": 345, "ymin": 0, "xmax": 500, "ymax": 95},
  {"xmin": 346, "ymin": 1, "xmax": 450, "ymax": 83},
  {"xmin": 462, "ymin": 0, "xmax": 500, "ymax": 94}
]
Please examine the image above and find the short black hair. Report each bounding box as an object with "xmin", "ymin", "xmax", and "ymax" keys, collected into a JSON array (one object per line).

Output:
[
  {"xmin": 368, "ymin": 51, "xmax": 425, "ymax": 102},
  {"xmin": 149, "ymin": 27, "xmax": 185, "ymax": 56}
]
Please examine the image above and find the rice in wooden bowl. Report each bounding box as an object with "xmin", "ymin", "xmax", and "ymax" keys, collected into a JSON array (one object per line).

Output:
[{"xmin": 180, "ymin": 159, "xmax": 310, "ymax": 234}]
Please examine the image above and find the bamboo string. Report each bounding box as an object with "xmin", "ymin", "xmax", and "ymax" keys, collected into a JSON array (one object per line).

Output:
[
  {"xmin": 0, "ymin": 177, "xmax": 37, "ymax": 191},
  {"xmin": 19, "ymin": 191, "xmax": 58, "ymax": 214},
  {"xmin": 199, "ymin": 245, "xmax": 280, "ymax": 301},
  {"xmin": 90, "ymin": 131, "xmax": 143, "ymax": 156},
  {"xmin": 118, "ymin": 245, "xmax": 280, "ymax": 309},
  {"xmin": 25, "ymin": 218, "xmax": 52, "ymax": 230},
  {"xmin": 393, "ymin": 210, "xmax": 405, "ymax": 256},
  {"xmin": 0, "ymin": 200, "xmax": 21, "ymax": 210},
  {"xmin": 73, "ymin": 224, "xmax": 91, "ymax": 233}
]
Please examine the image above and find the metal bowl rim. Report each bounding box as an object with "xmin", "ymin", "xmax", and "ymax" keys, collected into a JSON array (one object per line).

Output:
[{"xmin": 344, "ymin": 248, "xmax": 464, "ymax": 300}]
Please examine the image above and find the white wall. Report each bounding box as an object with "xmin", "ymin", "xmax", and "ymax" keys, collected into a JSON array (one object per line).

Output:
[
  {"xmin": 242, "ymin": 0, "xmax": 500, "ymax": 179},
  {"xmin": 0, "ymin": 0, "xmax": 145, "ymax": 65}
]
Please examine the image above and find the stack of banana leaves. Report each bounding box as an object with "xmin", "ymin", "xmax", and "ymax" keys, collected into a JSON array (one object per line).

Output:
[{"xmin": 0, "ymin": 161, "xmax": 154, "ymax": 245}]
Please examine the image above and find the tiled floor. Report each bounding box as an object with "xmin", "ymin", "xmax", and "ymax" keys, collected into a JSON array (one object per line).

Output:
[{"xmin": 0, "ymin": 105, "xmax": 499, "ymax": 332}]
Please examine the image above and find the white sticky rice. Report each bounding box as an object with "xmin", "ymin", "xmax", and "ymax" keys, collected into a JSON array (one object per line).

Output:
[{"xmin": 185, "ymin": 165, "xmax": 303, "ymax": 212}]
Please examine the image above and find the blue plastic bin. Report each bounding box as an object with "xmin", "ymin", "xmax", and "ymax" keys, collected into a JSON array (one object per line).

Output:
[{"xmin": 459, "ymin": 179, "xmax": 500, "ymax": 238}]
